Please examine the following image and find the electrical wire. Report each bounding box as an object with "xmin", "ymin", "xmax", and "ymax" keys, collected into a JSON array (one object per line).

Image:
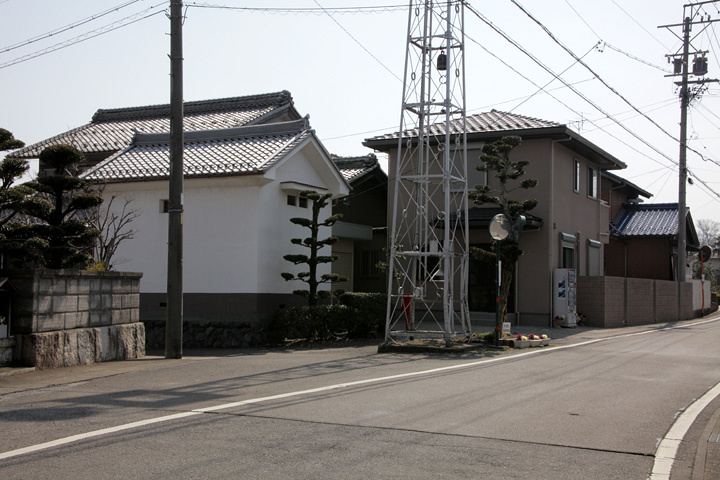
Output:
[
  {"xmin": 0, "ymin": 0, "xmax": 147, "ymax": 55},
  {"xmin": 185, "ymin": 2, "xmax": 408, "ymax": 15},
  {"xmin": 609, "ymin": 0, "xmax": 671, "ymax": 50},
  {"xmin": 311, "ymin": 0, "xmax": 403, "ymax": 83},
  {"xmin": 509, "ymin": 0, "xmax": 720, "ymax": 169},
  {"xmin": 0, "ymin": 2, "xmax": 167, "ymax": 70},
  {"xmin": 464, "ymin": 2, "xmax": 679, "ymax": 169}
]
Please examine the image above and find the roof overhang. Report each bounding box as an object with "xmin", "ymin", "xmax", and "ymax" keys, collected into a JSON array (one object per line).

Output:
[{"xmin": 363, "ymin": 125, "xmax": 626, "ymax": 171}]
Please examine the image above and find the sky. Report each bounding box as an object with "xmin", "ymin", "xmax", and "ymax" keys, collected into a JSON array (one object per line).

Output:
[{"xmin": 1, "ymin": 0, "xmax": 719, "ymax": 225}]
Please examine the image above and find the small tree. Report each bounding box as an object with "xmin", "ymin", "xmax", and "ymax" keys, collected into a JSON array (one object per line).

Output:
[
  {"xmin": 86, "ymin": 193, "xmax": 141, "ymax": 270},
  {"xmin": 281, "ymin": 190, "xmax": 348, "ymax": 306},
  {"xmin": 469, "ymin": 136, "xmax": 537, "ymax": 324},
  {"xmin": 20, "ymin": 145, "xmax": 103, "ymax": 269}
]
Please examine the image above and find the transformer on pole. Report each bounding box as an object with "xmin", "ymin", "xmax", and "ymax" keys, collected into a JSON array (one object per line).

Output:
[{"xmin": 385, "ymin": 0, "xmax": 470, "ymax": 346}]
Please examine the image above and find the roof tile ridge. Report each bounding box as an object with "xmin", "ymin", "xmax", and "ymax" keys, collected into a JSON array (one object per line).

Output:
[
  {"xmin": 92, "ymin": 91, "xmax": 293, "ymax": 123},
  {"xmin": 484, "ymin": 109, "xmax": 562, "ymax": 127},
  {"xmin": 254, "ymin": 116, "xmax": 312, "ymax": 172},
  {"xmin": 131, "ymin": 117, "xmax": 309, "ymax": 145}
]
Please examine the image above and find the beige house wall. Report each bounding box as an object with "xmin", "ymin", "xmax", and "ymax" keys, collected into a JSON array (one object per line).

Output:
[{"xmin": 385, "ymin": 135, "xmax": 614, "ymax": 326}]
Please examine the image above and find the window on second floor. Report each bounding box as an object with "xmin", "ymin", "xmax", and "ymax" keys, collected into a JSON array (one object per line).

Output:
[
  {"xmin": 587, "ymin": 166, "xmax": 598, "ymax": 199},
  {"xmin": 573, "ymin": 159, "xmax": 580, "ymax": 193}
]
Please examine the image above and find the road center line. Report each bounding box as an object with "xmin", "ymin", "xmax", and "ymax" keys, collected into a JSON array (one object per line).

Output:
[{"xmin": 2, "ymin": 317, "xmax": 719, "ymax": 462}]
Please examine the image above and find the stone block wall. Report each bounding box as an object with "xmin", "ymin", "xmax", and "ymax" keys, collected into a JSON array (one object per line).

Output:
[{"xmin": 0, "ymin": 269, "xmax": 144, "ymax": 369}]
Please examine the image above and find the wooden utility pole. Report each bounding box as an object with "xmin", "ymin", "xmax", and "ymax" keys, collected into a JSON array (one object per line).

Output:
[{"xmin": 166, "ymin": 0, "xmax": 184, "ymax": 359}]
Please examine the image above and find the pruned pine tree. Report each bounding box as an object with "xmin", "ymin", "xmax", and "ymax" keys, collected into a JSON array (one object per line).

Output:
[
  {"xmin": 0, "ymin": 129, "xmax": 48, "ymax": 265},
  {"xmin": 19, "ymin": 145, "xmax": 103, "ymax": 269},
  {"xmin": 281, "ymin": 190, "xmax": 348, "ymax": 306},
  {"xmin": 469, "ymin": 135, "xmax": 538, "ymax": 324}
]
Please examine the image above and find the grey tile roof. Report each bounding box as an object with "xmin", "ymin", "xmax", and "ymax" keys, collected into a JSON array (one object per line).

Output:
[
  {"xmin": 10, "ymin": 91, "xmax": 298, "ymax": 159},
  {"xmin": 613, "ymin": 203, "xmax": 679, "ymax": 236},
  {"xmin": 364, "ymin": 110, "xmax": 561, "ymax": 143},
  {"xmin": 81, "ymin": 118, "xmax": 313, "ymax": 182},
  {"xmin": 331, "ymin": 154, "xmax": 382, "ymax": 183}
]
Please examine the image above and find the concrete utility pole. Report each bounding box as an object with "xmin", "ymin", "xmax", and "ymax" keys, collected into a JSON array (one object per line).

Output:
[
  {"xmin": 677, "ymin": 15, "xmax": 690, "ymax": 283},
  {"xmin": 660, "ymin": 1, "xmax": 720, "ymax": 282},
  {"xmin": 166, "ymin": 0, "xmax": 184, "ymax": 359}
]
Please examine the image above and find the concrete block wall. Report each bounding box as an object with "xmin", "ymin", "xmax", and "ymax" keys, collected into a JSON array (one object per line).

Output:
[
  {"xmin": 655, "ymin": 280, "xmax": 679, "ymax": 323},
  {"xmin": 578, "ymin": 276, "xmax": 695, "ymax": 327},
  {"xmin": 0, "ymin": 269, "xmax": 144, "ymax": 369},
  {"xmin": 3, "ymin": 269, "xmax": 142, "ymax": 335},
  {"xmin": 576, "ymin": 276, "xmax": 625, "ymax": 328},
  {"xmin": 625, "ymin": 278, "xmax": 655, "ymax": 326}
]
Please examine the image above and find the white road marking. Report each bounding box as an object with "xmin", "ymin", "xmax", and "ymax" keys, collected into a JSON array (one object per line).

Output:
[
  {"xmin": 1, "ymin": 317, "xmax": 719, "ymax": 464},
  {"xmin": 648, "ymin": 380, "xmax": 720, "ymax": 479}
]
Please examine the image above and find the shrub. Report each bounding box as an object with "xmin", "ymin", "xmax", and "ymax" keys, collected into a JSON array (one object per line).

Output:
[
  {"xmin": 338, "ymin": 292, "xmax": 386, "ymax": 338},
  {"xmin": 267, "ymin": 305, "xmax": 358, "ymax": 342}
]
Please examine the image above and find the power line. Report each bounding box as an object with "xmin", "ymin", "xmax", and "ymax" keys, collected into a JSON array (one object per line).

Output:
[
  {"xmin": 0, "ymin": 2, "xmax": 167, "ymax": 70},
  {"xmin": 311, "ymin": 0, "xmax": 403, "ymax": 83},
  {"xmin": 608, "ymin": 0, "xmax": 671, "ymax": 50},
  {"xmin": 464, "ymin": 3, "xmax": 681, "ymax": 170},
  {"xmin": 0, "ymin": 0, "xmax": 147, "ymax": 55},
  {"xmin": 509, "ymin": 0, "xmax": 720, "ymax": 169},
  {"xmin": 186, "ymin": 2, "xmax": 407, "ymax": 15}
]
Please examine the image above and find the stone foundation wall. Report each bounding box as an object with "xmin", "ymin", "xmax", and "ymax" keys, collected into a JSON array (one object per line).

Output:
[
  {"xmin": 144, "ymin": 320, "xmax": 263, "ymax": 350},
  {"xmin": 13, "ymin": 323, "xmax": 145, "ymax": 370}
]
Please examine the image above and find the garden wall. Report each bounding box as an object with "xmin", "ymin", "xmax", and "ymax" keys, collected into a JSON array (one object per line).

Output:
[
  {"xmin": 0, "ymin": 269, "xmax": 144, "ymax": 369},
  {"xmin": 577, "ymin": 276, "xmax": 701, "ymax": 328}
]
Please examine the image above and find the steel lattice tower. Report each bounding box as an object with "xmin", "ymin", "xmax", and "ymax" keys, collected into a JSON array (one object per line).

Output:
[{"xmin": 385, "ymin": 0, "xmax": 470, "ymax": 345}]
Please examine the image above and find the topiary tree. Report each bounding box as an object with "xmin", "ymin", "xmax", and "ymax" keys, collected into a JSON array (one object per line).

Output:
[
  {"xmin": 0, "ymin": 129, "xmax": 49, "ymax": 265},
  {"xmin": 19, "ymin": 144, "xmax": 103, "ymax": 269},
  {"xmin": 281, "ymin": 190, "xmax": 348, "ymax": 306},
  {"xmin": 469, "ymin": 136, "xmax": 537, "ymax": 325}
]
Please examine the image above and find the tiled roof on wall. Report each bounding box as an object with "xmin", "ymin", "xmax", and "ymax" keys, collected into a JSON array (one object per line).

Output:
[
  {"xmin": 81, "ymin": 118, "xmax": 312, "ymax": 182},
  {"xmin": 331, "ymin": 154, "xmax": 382, "ymax": 183},
  {"xmin": 9, "ymin": 91, "xmax": 297, "ymax": 159},
  {"xmin": 612, "ymin": 203, "xmax": 679, "ymax": 236}
]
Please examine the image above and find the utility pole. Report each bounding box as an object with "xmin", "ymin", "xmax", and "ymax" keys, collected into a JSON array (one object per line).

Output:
[
  {"xmin": 660, "ymin": 1, "xmax": 720, "ymax": 282},
  {"xmin": 166, "ymin": 0, "xmax": 184, "ymax": 359}
]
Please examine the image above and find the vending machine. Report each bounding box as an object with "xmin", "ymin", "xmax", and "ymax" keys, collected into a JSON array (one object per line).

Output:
[{"xmin": 553, "ymin": 268, "xmax": 577, "ymax": 327}]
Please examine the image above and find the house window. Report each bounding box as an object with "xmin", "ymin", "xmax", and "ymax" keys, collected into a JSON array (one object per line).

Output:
[
  {"xmin": 160, "ymin": 199, "xmax": 169, "ymax": 213},
  {"xmin": 560, "ymin": 232, "xmax": 576, "ymax": 269},
  {"xmin": 298, "ymin": 196, "xmax": 308, "ymax": 208},
  {"xmin": 287, "ymin": 195, "xmax": 296, "ymax": 206},
  {"xmin": 361, "ymin": 250, "xmax": 381, "ymax": 278},
  {"xmin": 573, "ymin": 159, "xmax": 580, "ymax": 193},
  {"xmin": 587, "ymin": 167, "xmax": 598, "ymax": 199}
]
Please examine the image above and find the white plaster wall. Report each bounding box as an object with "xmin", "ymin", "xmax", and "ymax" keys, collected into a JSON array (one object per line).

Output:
[
  {"xmin": 100, "ymin": 141, "xmax": 348, "ymax": 297},
  {"xmin": 257, "ymin": 147, "xmax": 335, "ymax": 294},
  {"xmin": 102, "ymin": 176, "xmax": 263, "ymax": 294}
]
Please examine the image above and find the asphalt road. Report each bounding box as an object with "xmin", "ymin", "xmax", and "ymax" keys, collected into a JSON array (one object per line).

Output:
[{"xmin": 2, "ymin": 316, "xmax": 720, "ymax": 479}]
